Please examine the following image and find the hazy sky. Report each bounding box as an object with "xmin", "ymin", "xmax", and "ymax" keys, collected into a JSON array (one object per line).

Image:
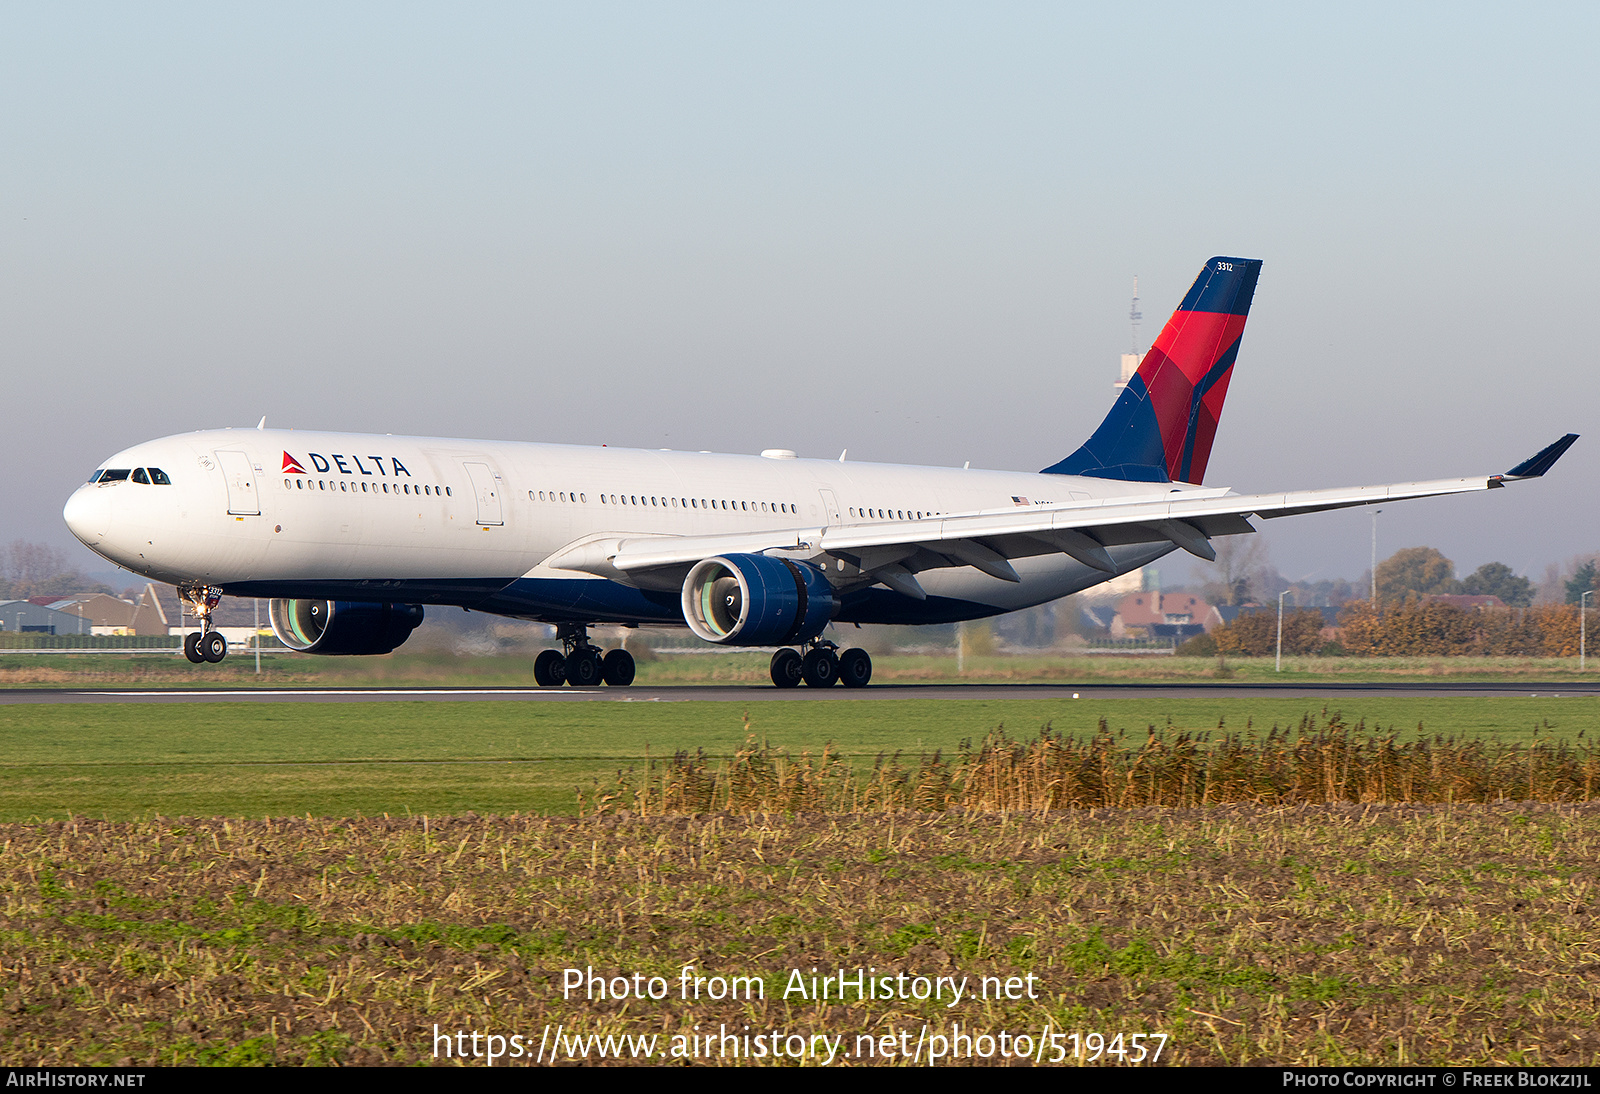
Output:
[{"xmin": 3, "ymin": 3, "xmax": 1596, "ymax": 590}]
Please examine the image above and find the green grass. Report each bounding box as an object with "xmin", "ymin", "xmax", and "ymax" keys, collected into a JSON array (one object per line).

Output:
[
  {"xmin": 0, "ymin": 760, "xmax": 600, "ymax": 819},
  {"xmin": 0, "ymin": 697, "xmax": 1594, "ymax": 820}
]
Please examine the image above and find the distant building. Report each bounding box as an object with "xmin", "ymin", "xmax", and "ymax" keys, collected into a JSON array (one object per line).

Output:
[
  {"xmin": 128, "ymin": 584, "xmax": 170, "ymax": 634},
  {"xmin": 1216, "ymin": 604, "xmax": 1341, "ymax": 628},
  {"xmin": 32, "ymin": 584, "xmax": 170, "ymax": 636},
  {"xmin": 1114, "ymin": 351, "xmax": 1142, "ymax": 392},
  {"xmin": 1110, "ymin": 591, "xmax": 1220, "ymax": 642},
  {"xmin": 0, "ymin": 600, "xmax": 93, "ymax": 635},
  {"xmin": 1079, "ymin": 603, "xmax": 1118, "ymax": 633},
  {"xmin": 1085, "ymin": 568, "xmax": 1143, "ymax": 600},
  {"xmin": 33, "ymin": 593, "xmax": 135, "ymax": 635},
  {"xmin": 1213, "ymin": 605, "xmax": 1258, "ymax": 627},
  {"xmin": 1115, "ymin": 277, "xmax": 1144, "ymax": 392}
]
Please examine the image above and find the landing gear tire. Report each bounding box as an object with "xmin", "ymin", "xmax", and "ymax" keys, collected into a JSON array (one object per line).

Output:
[
  {"xmin": 770, "ymin": 648, "xmax": 803, "ymax": 688},
  {"xmin": 602, "ymin": 648, "xmax": 636, "ymax": 687},
  {"xmin": 533, "ymin": 649, "xmax": 566, "ymax": 687},
  {"xmin": 839, "ymin": 647, "xmax": 872, "ymax": 688},
  {"xmin": 183, "ymin": 632, "xmax": 205, "ymax": 664},
  {"xmin": 565, "ymin": 648, "xmax": 604, "ymax": 688},
  {"xmin": 801, "ymin": 647, "xmax": 839, "ymax": 688},
  {"xmin": 201, "ymin": 631, "xmax": 228, "ymax": 663}
]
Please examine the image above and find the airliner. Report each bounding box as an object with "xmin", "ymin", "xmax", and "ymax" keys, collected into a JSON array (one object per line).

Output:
[{"xmin": 62, "ymin": 257, "xmax": 1576, "ymax": 688}]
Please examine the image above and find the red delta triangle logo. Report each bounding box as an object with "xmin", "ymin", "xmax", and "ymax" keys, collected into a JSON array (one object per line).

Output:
[{"xmin": 281, "ymin": 452, "xmax": 307, "ymax": 475}]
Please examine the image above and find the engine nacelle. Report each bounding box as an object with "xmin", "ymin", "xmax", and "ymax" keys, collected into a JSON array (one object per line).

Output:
[
  {"xmin": 682, "ymin": 554, "xmax": 834, "ymax": 646},
  {"xmin": 268, "ymin": 599, "xmax": 425, "ymax": 655}
]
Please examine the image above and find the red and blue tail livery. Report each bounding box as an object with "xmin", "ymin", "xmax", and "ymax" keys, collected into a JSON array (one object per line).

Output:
[{"xmin": 1044, "ymin": 256, "xmax": 1263, "ymax": 484}]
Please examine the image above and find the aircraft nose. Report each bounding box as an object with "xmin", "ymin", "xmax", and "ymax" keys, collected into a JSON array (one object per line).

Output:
[{"xmin": 63, "ymin": 485, "xmax": 111, "ymax": 546}]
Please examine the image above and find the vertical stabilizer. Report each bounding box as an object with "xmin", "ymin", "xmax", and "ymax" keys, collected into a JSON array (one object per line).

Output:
[{"xmin": 1044, "ymin": 256, "xmax": 1262, "ymax": 484}]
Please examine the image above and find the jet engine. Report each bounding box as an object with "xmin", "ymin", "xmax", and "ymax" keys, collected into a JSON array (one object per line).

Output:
[
  {"xmin": 681, "ymin": 554, "xmax": 834, "ymax": 646},
  {"xmin": 268, "ymin": 599, "xmax": 425, "ymax": 655}
]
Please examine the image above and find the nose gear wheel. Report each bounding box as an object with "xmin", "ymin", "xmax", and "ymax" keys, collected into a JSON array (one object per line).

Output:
[{"xmin": 178, "ymin": 585, "xmax": 228, "ymax": 664}]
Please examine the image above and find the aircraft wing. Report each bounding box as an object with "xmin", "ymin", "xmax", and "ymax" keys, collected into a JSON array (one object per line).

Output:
[{"xmin": 546, "ymin": 435, "xmax": 1578, "ymax": 598}]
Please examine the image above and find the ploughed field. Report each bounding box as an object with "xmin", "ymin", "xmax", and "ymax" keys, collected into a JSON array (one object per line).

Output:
[{"xmin": 1, "ymin": 805, "xmax": 1596, "ymax": 1066}]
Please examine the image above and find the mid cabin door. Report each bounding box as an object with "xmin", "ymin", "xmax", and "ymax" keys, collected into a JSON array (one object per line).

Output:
[
  {"xmin": 216, "ymin": 450, "xmax": 260, "ymax": 516},
  {"xmin": 463, "ymin": 461, "xmax": 504, "ymax": 525}
]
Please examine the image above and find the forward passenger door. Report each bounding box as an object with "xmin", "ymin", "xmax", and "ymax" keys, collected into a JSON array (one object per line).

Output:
[
  {"xmin": 463, "ymin": 462, "xmax": 504, "ymax": 526},
  {"xmin": 215, "ymin": 450, "xmax": 260, "ymax": 516}
]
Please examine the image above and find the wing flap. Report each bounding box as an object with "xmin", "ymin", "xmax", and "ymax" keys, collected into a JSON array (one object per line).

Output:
[{"xmin": 586, "ymin": 472, "xmax": 1509, "ymax": 580}]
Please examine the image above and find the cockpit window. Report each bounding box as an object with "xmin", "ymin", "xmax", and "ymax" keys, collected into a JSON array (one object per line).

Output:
[
  {"xmin": 147, "ymin": 467, "xmax": 171, "ymax": 485},
  {"xmin": 131, "ymin": 468, "xmax": 150, "ymax": 484},
  {"xmin": 94, "ymin": 469, "xmax": 131, "ymax": 483}
]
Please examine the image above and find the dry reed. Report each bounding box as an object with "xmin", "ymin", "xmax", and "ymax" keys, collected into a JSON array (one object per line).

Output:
[{"xmin": 580, "ymin": 711, "xmax": 1600, "ymax": 816}]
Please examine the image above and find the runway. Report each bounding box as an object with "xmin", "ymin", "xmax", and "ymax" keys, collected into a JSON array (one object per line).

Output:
[{"xmin": 4, "ymin": 681, "xmax": 1599, "ymax": 704}]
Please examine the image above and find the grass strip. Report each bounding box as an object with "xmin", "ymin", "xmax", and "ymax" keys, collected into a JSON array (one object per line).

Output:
[{"xmin": 0, "ymin": 698, "xmax": 1593, "ymax": 820}]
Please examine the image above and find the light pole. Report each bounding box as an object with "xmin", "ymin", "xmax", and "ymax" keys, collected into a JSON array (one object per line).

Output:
[
  {"xmin": 1583, "ymin": 590, "xmax": 1593, "ymax": 672},
  {"xmin": 1370, "ymin": 509, "xmax": 1382, "ymax": 603},
  {"xmin": 1276, "ymin": 588, "xmax": 1294, "ymax": 673}
]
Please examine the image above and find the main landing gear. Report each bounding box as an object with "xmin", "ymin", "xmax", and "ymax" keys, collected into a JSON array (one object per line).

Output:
[
  {"xmin": 179, "ymin": 585, "xmax": 228, "ymax": 665},
  {"xmin": 534, "ymin": 623, "xmax": 635, "ymax": 688},
  {"xmin": 770, "ymin": 641, "xmax": 872, "ymax": 689}
]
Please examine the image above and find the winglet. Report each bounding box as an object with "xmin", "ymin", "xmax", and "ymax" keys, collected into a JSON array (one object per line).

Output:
[{"xmin": 1500, "ymin": 434, "xmax": 1579, "ymax": 480}]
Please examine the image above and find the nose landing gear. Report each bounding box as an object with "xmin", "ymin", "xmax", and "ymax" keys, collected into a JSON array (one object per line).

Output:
[
  {"xmin": 179, "ymin": 585, "xmax": 228, "ymax": 664},
  {"xmin": 534, "ymin": 623, "xmax": 636, "ymax": 687}
]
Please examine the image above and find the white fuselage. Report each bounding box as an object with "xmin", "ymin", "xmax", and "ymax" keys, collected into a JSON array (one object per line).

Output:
[{"xmin": 65, "ymin": 427, "xmax": 1187, "ymax": 625}]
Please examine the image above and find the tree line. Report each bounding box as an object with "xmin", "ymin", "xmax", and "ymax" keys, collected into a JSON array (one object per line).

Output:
[
  {"xmin": 1183, "ymin": 545, "xmax": 1598, "ymax": 658},
  {"xmin": 0, "ymin": 541, "xmax": 112, "ymax": 600},
  {"xmin": 1335, "ymin": 599, "xmax": 1585, "ymax": 657},
  {"xmin": 1194, "ymin": 599, "xmax": 1587, "ymax": 658}
]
